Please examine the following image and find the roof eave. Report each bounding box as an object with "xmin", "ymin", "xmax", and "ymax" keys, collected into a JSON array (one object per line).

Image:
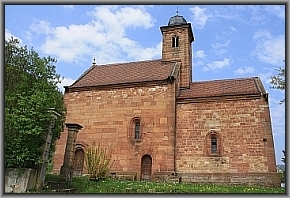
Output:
[
  {"xmin": 66, "ymin": 79, "xmax": 170, "ymax": 93},
  {"xmin": 177, "ymin": 93, "xmax": 262, "ymax": 104}
]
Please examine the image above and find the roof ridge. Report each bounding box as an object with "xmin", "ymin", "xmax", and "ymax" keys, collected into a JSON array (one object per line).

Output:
[
  {"xmin": 68, "ymin": 58, "xmax": 174, "ymax": 89},
  {"xmin": 179, "ymin": 76, "xmax": 262, "ymax": 99},
  {"xmin": 191, "ymin": 76, "xmax": 257, "ymax": 84},
  {"xmin": 68, "ymin": 59, "xmax": 163, "ymax": 88},
  {"xmin": 96, "ymin": 59, "xmax": 162, "ymax": 67}
]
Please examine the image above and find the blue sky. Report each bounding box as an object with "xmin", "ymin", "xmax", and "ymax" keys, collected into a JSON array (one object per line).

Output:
[{"xmin": 5, "ymin": 5, "xmax": 285, "ymax": 165}]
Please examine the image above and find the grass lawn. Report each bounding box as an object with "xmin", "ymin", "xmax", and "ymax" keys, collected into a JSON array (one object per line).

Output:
[{"xmin": 36, "ymin": 174, "xmax": 286, "ymax": 194}]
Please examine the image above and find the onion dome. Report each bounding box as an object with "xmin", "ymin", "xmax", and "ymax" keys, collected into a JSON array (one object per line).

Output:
[{"xmin": 168, "ymin": 13, "xmax": 187, "ymax": 26}]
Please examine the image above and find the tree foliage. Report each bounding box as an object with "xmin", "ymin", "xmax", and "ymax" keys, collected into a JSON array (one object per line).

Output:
[
  {"xmin": 279, "ymin": 150, "xmax": 285, "ymax": 183},
  {"xmin": 270, "ymin": 61, "xmax": 285, "ymax": 104},
  {"xmin": 5, "ymin": 37, "xmax": 66, "ymax": 169},
  {"xmin": 281, "ymin": 150, "xmax": 285, "ymax": 164}
]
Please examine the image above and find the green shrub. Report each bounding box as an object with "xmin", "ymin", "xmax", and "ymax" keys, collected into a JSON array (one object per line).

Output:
[{"xmin": 85, "ymin": 142, "xmax": 114, "ymax": 179}]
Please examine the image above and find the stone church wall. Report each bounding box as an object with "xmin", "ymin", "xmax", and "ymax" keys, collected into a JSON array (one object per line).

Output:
[
  {"xmin": 53, "ymin": 82, "xmax": 176, "ymax": 179},
  {"xmin": 175, "ymin": 97, "xmax": 279, "ymax": 186},
  {"xmin": 153, "ymin": 172, "xmax": 280, "ymax": 187}
]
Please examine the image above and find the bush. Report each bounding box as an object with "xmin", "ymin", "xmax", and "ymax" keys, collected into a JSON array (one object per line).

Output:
[{"xmin": 85, "ymin": 142, "xmax": 114, "ymax": 179}]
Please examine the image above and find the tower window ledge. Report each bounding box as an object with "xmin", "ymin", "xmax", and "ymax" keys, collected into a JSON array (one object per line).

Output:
[{"xmin": 172, "ymin": 47, "xmax": 180, "ymax": 51}]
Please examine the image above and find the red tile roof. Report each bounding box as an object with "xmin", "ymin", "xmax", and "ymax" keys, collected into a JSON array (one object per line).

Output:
[
  {"xmin": 68, "ymin": 59, "xmax": 265, "ymax": 99},
  {"xmin": 178, "ymin": 77, "xmax": 263, "ymax": 99},
  {"xmin": 69, "ymin": 59, "xmax": 175, "ymax": 88}
]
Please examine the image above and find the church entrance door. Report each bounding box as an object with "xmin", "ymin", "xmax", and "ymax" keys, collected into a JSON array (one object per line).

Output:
[
  {"xmin": 73, "ymin": 149, "xmax": 84, "ymax": 176},
  {"xmin": 141, "ymin": 155, "xmax": 152, "ymax": 181}
]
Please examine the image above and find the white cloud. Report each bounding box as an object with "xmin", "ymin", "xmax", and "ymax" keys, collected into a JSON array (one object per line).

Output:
[
  {"xmin": 212, "ymin": 40, "xmax": 230, "ymax": 55},
  {"xmin": 230, "ymin": 26, "xmax": 236, "ymax": 31},
  {"xmin": 234, "ymin": 66, "xmax": 255, "ymax": 75},
  {"xmin": 253, "ymin": 30, "xmax": 285, "ymax": 66},
  {"xmin": 249, "ymin": 6, "xmax": 267, "ymax": 22},
  {"xmin": 253, "ymin": 29, "xmax": 272, "ymax": 40},
  {"xmin": 28, "ymin": 6, "xmax": 158, "ymax": 64},
  {"xmin": 269, "ymin": 97, "xmax": 285, "ymax": 137},
  {"xmin": 189, "ymin": 6, "xmax": 210, "ymax": 29},
  {"xmin": 195, "ymin": 50, "xmax": 206, "ymax": 59},
  {"xmin": 257, "ymin": 68, "xmax": 277, "ymax": 88},
  {"xmin": 89, "ymin": 6, "xmax": 155, "ymax": 30},
  {"xmin": 264, "ymin": 5, "xmax": 285, "ymax": 19},
  {"xmin": 57, "ymin": 77, "xmax": 76, "ymax": 92},
  {"xmin": 126, "ymin": 41, "xmax": 161, "ymax": 61},
  {"xmin": 63, "ymin": 5, "xmax": 74, "ymax": 9},
  {"xmin": 195, "ymin": 60, "xmax": 205, "ymax": 66},
  {"xmin": 212, "ymin": 40, "xmax": 230, "ymax": 49},
  {"xmin": 30, "ymin": 20, "xmax": 52, "ymax": 35},
  {"xmin": 5, "ymin": 28, "xmax": 22, "ymax": 42},
  {"xmin": 5, "ymin": 28, "xmax": 13, "ymax": 40},
  {"xmin": 203, "ymin": 58, "xmax": 231, "ymax": 71},
  {"xmin": 216, "ymin": 49, "xmax": 228, "ymax": 56}
]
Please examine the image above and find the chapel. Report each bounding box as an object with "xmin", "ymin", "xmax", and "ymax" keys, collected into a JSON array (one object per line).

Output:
[{"xmin": 52, "ymin": 13, "xmax": 280, "ymax": 187}]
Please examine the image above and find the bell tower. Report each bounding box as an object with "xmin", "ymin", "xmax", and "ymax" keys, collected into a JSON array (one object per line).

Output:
[{"xmin": 160, "ymin": 13, "xmax": 194, "ymax": 89}]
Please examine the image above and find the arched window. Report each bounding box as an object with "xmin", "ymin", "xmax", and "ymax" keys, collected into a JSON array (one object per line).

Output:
[
  {"xmin": 172, "ymin": 35, "xmax": 179, "ymax": 47},
  {"xmin": 129, "ymin": 117, "xmax": 142, "ymax": 142},
  {"xmin": 205, "ymin": 131, "xmax": 222, "ymax": 156},
  {"xmin": 135, "ymin": 121, "xmax": 141, "ymax": 139}
]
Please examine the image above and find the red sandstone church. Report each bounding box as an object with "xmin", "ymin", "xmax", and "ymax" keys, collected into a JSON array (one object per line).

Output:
[{"xmin": 52, "ymin": 13, "xmax": 280, "ymax": 186}]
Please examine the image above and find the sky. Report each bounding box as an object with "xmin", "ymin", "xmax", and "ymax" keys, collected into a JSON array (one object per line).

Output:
[{"xmin": 4, "ymin": 5, "xmax": 285, "ymax": 165}]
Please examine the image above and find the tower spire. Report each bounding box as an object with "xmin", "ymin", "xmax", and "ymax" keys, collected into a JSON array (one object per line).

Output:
[{"xmin": 176, "ymin": 6, "xmax": 179, "ymax": 16}]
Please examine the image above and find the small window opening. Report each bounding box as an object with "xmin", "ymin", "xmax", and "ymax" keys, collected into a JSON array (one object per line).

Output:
[
  {"xmin": 172, "ymin": 35, "xmax": 179, "ymax": 47},
  {"xmin": 135, "ymin": 121, "xmax": 140, "ymax": 139},
  {"xmin": 211, "ymin": 137, "xmax": 217, "ymax": 153}
]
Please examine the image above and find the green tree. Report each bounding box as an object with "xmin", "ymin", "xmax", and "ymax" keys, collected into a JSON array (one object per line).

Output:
[
  {"xmin": 281, "ymin": 150, "xmax": 285, "ymax": 163},
  {"xmin": 5, "ymin": 37, "xmax": 66, "ymax": 169},
  {"xmin": 270, "ymin": 61, "xmax": 285, "ymax": 104},
  {"xmin": 270, "ymin": 62, "xmax": 285, "ymax": 184},
  {"xmin": 279, "ymin": 150, "xmax": 285, "ymax": 183}
]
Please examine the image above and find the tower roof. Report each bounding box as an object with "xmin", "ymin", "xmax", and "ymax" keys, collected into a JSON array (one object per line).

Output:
[{"xmin": 168, "ymin": 14, "xmax": 187, "ymax": 26}]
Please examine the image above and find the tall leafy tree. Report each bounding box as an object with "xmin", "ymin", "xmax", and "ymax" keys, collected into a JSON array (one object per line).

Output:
[
  {"xmin": 5, "ymin": 37, "xmax": 66, "ymax": 169},
  {"xmin": 280, "ymin": 150, "xmax": 285, "ymax": 183},
  {"xmin": 270, "ymin": 62, "xmax": 285, "ymax": 185},
  {"xmin": 270, "ymin": 61, "xmax": 285, "ymax": 104},
  {"xmin": 281, "ymin": 150, "xmax": 285, "ymax": 164}
]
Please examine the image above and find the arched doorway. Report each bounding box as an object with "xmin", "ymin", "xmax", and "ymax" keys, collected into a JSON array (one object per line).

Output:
[
  {"xmin": 141, "ymin": 155, "xmax": 152, "ymax": 181},
  {"xmin": 73, "ymin": 149, "xmax": 84, "ymax": 176}
]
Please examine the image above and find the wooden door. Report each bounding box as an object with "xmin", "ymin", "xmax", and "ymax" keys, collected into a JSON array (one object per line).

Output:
[
  {"xmin": 141, "ymin": 155, "xmax": 152, "ymax": 181},
  {"xmin": 73, "ymin": 149, "xmax": 84, "ymax": 176}
]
